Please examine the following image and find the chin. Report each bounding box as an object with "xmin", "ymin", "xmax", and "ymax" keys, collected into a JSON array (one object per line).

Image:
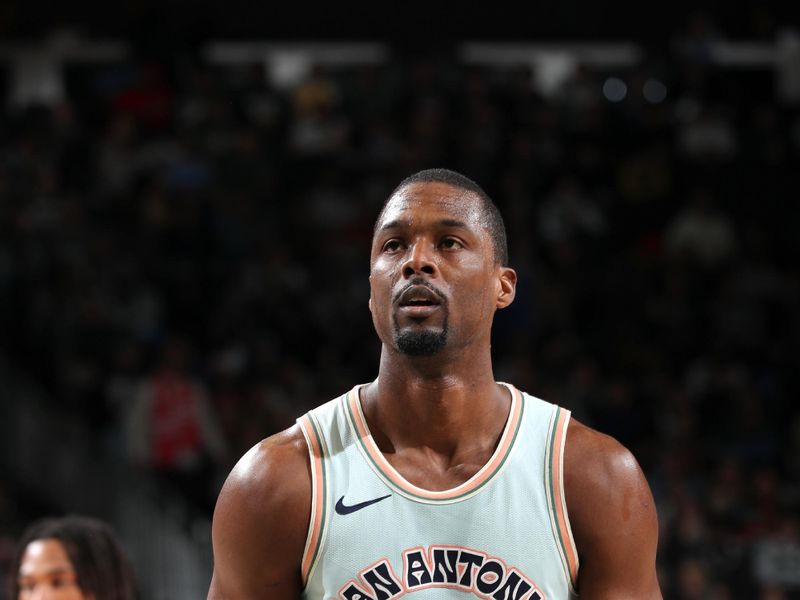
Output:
[{"xmin": 394, "ymin": 328, "xmax": 448, "ymax": 356}]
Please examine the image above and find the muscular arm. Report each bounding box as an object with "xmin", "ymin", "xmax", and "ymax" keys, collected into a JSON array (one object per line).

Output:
[
  {"xmin": 564, "ymin": 420, "xmax": 662, "ymax": 599},
  {"xmin": 207, "ymin": 425, "xmax": 310, "ymax": 600}
]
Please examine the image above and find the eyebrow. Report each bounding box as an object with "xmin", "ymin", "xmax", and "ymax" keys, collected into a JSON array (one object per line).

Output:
[{"xmin": 378, "ymin": 218, "xmax": 468, "ymax": 232}]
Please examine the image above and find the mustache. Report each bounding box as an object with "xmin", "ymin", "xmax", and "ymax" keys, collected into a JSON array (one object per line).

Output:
[{"xmin": 393, "ymin": 278, "xmax": 448, "ymax": 305}]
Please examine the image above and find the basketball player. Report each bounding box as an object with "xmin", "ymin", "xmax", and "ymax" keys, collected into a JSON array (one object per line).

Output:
[
  {"xmin": 207, "ymin": 169, "xmax": 662, "ymax": 599},
  {"xmin": 12, "ymin": 515, "xmax": 138, "ymax": 600}
]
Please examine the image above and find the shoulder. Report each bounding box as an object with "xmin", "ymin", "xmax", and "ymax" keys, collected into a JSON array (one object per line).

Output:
[
  {"xmin": 563, "ymin": 418, "xmax": 648, "ymax": 495},
  {"xmin": 563, "ymin": 418, "xmax": 656, "ymax": 535},
  {"xmin": 563, "ymin": 418, "xmax": 662, "ymax": 598},
  {"xmin": 213, "ymin": 424, "xmax": 311, "ymax": 541},
  {"xmin": 222, "ymin": 424, "xmax": 310, "ymax": 496},
  {"xmin": 209, "ymin": 425, "xmax": 311, "ymax": 598}
]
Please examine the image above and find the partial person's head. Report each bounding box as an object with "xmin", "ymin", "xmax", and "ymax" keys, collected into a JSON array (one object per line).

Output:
[
  {"xmin": 369, "ymin": 168, "xmax": 516, "ymax": 357},
  {"xmin": 11, "ymin": 516, "xmax": 137, "ymax": 600}
]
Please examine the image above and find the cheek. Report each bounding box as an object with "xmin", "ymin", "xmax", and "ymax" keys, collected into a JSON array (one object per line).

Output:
[
  {"xmin": 369, "ymin": 264, "xmax": 395, "ymax": 300},
  {"xmin": 19, "ymin": 584, "xmax": 85, "ymax": 600},
  {"xmin": 61, "ymin": 587, "xmax": 86, "ymax": 600},
  {"xmin": 367, "ymin": 274, "xmax": 391, "ymax": 325},
  {"xmin": 457, "ymin": 267, "xmax": 498, "ymax": 314}
]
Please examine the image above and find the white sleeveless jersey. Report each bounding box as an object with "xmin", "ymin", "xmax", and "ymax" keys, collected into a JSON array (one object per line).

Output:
[{"xmin": 296, "ymin": 383, "xmax": 579, "ymax": 600}]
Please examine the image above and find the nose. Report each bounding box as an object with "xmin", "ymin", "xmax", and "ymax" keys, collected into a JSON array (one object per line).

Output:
[{"xmin": 401, "ymin": 240, "xmax": 436, "ymax": 279}]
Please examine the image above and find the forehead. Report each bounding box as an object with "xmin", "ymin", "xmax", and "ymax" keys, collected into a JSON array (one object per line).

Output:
[
  {"xmin": 19, "ymin": 539, "xmax": 74, "ymax": 574},
  {"xmin": 377, "ymin": 181, "xmax": 485, "ymax": 228}
]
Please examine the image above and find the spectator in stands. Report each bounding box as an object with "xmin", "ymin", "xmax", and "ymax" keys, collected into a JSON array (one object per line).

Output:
[
  {"xmin": 10, "ymin": 515, "xmax": 137, "ymax": 600},
  {"xmin": 128, "ymin": 336, "xmax": 227, "ymax": 512},
  {"xmin": 664, "ymin": 188, "xmax": 737, "ymax": 267}
]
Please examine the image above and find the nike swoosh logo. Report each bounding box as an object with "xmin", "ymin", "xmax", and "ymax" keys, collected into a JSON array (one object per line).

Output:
[{"xmin": 335, "ymin": 494, "xmax": 392, "ymax": 515}]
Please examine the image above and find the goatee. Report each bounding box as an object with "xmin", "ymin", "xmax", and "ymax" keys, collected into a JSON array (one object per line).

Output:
[{"xmin": 394, "ymin": 324, "xmax": 448, "ymax": 356}]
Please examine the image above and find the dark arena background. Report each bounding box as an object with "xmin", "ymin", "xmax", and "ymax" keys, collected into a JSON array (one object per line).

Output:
[{"xmin": 1, "ymin": 2, "xmax": 799, "ymax": 598}]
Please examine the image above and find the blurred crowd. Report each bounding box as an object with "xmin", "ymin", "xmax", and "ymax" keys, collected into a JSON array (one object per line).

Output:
[{"xmin": 1, "ymin": 18, "xmax": 800, "ymax": 599}]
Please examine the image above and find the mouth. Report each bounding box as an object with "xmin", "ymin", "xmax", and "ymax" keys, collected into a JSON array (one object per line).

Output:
[
  {"xmin": 398, "ymin": 303, "xmax": 441, "ymax": 317},
  {"xmin": 396, "ymin": 285, "xmax": 444, "ymax": 318}
]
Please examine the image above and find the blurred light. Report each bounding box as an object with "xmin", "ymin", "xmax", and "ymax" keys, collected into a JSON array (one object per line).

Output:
[
  {"xmin": 602, "ymin": 77, "xmax": 627, "ymax": 102},
  {"xmin": 459, "ymin": 42, "xmax": 644, "ymax": 68},
  {"xmin": 268, "ymin": 52, "xmax": 311, "ymax": 89},
  {"xmin": 643, "ymin": 78, "xmax": 668, "ymax": 103},
  {"xmin": 534, "ymin": 53, "xmax": 578, "ymax": 98},
  {"xmin": 204, "ymin": 43, "xmax": 388, "ymax": 90}
]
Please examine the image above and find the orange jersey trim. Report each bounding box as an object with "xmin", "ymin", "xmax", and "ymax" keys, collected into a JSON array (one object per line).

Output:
[
  {"xmin": 298, "ymin": 414, "xmax": 327, "ymax": 585},
  {"xmin": 545, "ymin": 407, "xmax": 579, "ymax": 590}
]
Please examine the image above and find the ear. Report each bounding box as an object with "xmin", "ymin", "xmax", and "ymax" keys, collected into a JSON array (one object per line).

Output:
[
  {"xmin": 495, "ymin": 267, "xmax": 517, "ymax": 309},
  {"xmin": 368, "ymin": 297, "xmax": 373, "ymax": 314}
]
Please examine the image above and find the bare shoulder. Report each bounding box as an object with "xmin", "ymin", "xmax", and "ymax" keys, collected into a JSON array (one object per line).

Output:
[
  {"xmin": 563, "ymin": 418, "xmax": 662, "ymax": 599},
  {"xmin": 217, "ymin": 424, "xmax": 310, "ymax": 511},
  {"xmin": 208, "ymin": 425, "xmax": 311, "ymax": 600},
  {"xmin": 564, "ymin": 419, "xmax": 651, "ymax": 500}
]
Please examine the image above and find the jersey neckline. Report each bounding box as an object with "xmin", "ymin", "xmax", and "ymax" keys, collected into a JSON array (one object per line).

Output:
[{"xmin": 343, "ymin": 382, "xmax": 525, "ymax": 504}]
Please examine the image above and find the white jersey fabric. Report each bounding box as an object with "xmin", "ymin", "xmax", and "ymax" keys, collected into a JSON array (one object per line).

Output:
[{"xmin": 297, "ymin": 383, "xmax": 579, "ymax": 600}]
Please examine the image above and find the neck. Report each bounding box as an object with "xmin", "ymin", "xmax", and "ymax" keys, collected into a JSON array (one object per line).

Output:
[
  {"xmin": 361, "ymin": 344, "xmax": 509, "ymax": 455},
  {"xmin": 378, "ymin": 341, "xmax": 496, "ymax": 387}
]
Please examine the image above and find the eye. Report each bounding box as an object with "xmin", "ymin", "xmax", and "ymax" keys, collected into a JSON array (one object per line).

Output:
[
  {"xmin": 382, "ymin": 239, "xmax": 403, "ymax": 253},
  {"xmin": 440, "ymin": 237, "xmax": 464, "ymax": 250},
  {"xmin": 42, "ymin": 572, "xmax": 78, "ymax": 590}
]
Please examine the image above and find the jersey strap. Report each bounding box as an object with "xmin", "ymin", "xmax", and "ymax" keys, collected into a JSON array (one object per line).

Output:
[
  {"xmin": 297, "ymin": 412, "xmax": 330, "ymax": 586},
  {"xmin": 544, "ymin": 406, "xmax": 580, "ymax": 591}
]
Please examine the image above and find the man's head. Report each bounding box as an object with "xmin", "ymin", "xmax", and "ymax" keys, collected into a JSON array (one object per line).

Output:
[
  {"xmin": 369, "ymin": 168, "xmax": 516, "ymax": 359},
  {"xmin": 12, "ymin": 516, "xmax": 137, "ymax": 600},
  {"xmin": 376, "ymin": 169, "xmax": 508, "ymax": 267}
]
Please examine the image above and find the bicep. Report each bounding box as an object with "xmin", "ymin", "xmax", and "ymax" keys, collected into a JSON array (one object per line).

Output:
[
  {"xmin": 208, "ymin": 489, "xmax": 303, "ymax": 600},
  {"xmin": 565, "ymin": 423, "xmax": 662, "ymax": 599},
  {"xmin": 208, "ymin": 438, "xmax": 310, "ymax": 600}
]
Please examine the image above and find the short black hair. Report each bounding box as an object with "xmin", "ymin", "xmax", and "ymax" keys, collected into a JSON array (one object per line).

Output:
[
  {"xmin": 377, "ymin": 168, "xmax": 508, "ymax": 266},
  {"xmin": 11, "ymin": 516, "xmax": 138, "ymax": 600}
]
